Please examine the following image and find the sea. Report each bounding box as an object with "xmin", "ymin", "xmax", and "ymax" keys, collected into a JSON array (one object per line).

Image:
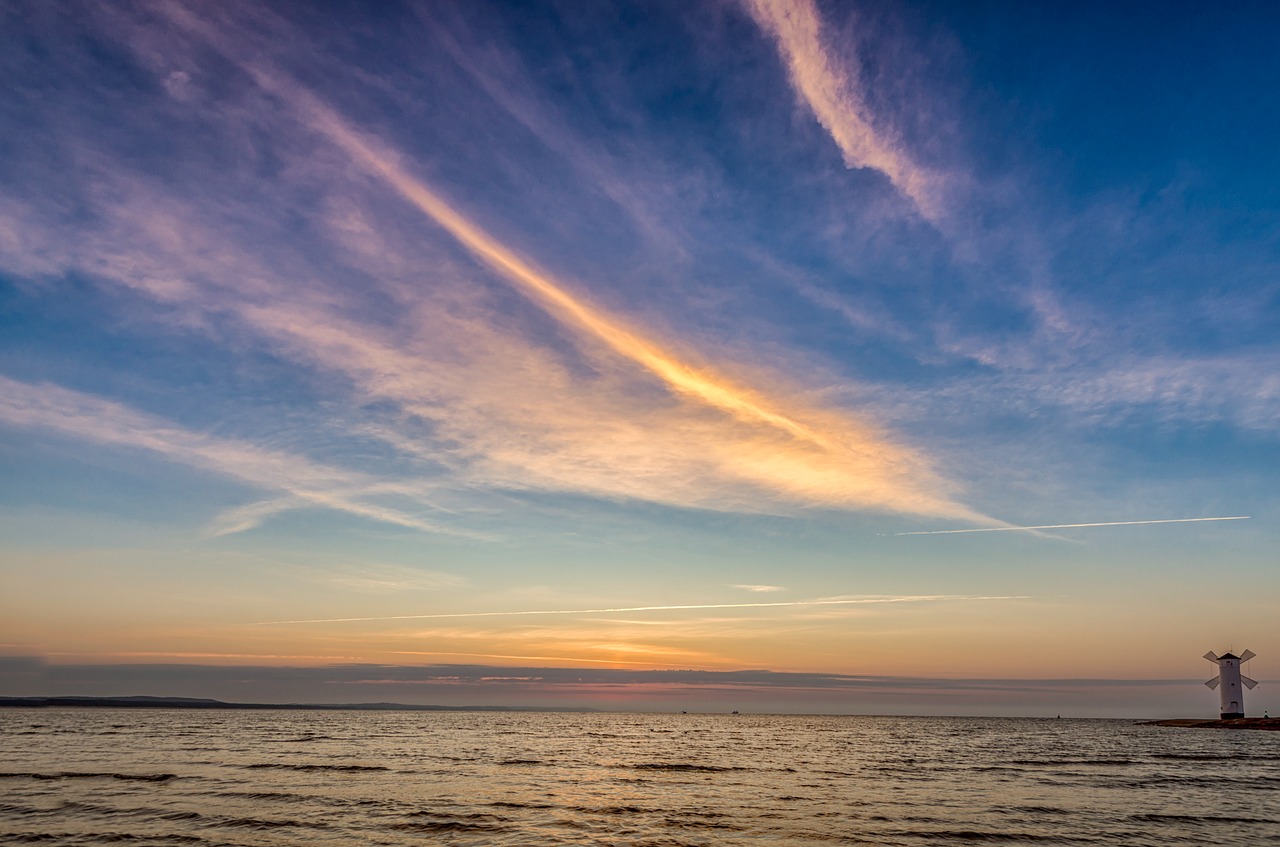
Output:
[{"xmin": 2, "ymin": 709, "xmax": 1278, "ymax": 846}]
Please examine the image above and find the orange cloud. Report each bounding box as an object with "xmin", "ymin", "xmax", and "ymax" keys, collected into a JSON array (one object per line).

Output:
[
  {"xmin": 2, "ymin": 5, "xmax": 993, "ymax": 530},
  {"xmin": 236, "ymin": 67, "xmax": 990, "ymax": 524}
]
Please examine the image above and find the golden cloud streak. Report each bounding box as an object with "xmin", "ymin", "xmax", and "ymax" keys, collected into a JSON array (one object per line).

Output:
[
  {"xmin": 265, "ymin": 80, "xmax": 830, "ymax": 448},
  {"xmin": 111, "ymin": 5, "xmax": 990, "ymax": 523},
  {"xmin": 232, "ymin": 68, "xmax": 989, "ymax": 524}
]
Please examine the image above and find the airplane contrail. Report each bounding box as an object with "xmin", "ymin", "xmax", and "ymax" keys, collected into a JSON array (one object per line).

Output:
[
  {"xmin": 894, "ymin": 516, "xmax": 1250, "ymax": 536},
  {"xmin": 257, "ymin": 594, "xmax": 1027, "ymax": 625}
]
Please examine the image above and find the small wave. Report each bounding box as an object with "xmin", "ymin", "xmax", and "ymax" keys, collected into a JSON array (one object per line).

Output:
[
  {"xmin": 0, "ymin": 834, "xmax": 64, "ymax": 844},
  {"xmin": 243, "ymin": 763, "xmax": 388, "ymax": 772},
  {"xmin": 499, "ymin": 758, "xmax": 544, "ymax": 765},
  {"xmin": 1108, "ymin": 774, "xmax": 1280, "ymax": 789},
  {"xmin": 408, "ymin": 810, "xmax": 508, "ymax": 822},
  {"xmin": 0, "ymin": 771, "xmax": 176, "ymax": 782},
  {"xmin": 1009, "ymin": 758, "xmax": 1136, "ymax": 766},
  {"xmin": 1131, "ymin": 813, "xmax": 1279, "ymax": 825},
  {"xmin": 154, "ymin": 808, "xmax": 325, "ymax": 831},
  {"xmin": 220, "ymin": 816, "xmax": 319, "ymax": 830},
  {"xmin": 0, "ymin": 839, "xmax": 175, "ymax": 844},
  {"xmin": 488, "ymin": 801, "xmax": 557, "ymax": 810},
  {"xmin": 631, "ymin": 763, "xmax": 749, "ymax": 772},
  {"xmin": 391, "ymin": 820, "xmax": 507, "ymax": 834},
  {"xmin": 57, "ymin": 800, "xmax": 136, "ymax": 819},
  {"xmin": 890, "ymin": 830, "xmax": 1066, "ymax": 842},
  {"xmin": 0, "ymin": 834, "xmax": 210, "ymax": 845},
  {"xmin": 1002, "ymin": 805, "xmax": 1071, "ymax": 816},
  {"xmin": 663, "ymin": 816, "xmax": 742, "ymax": 831},
  {"xmin": 217, "ymin": 790, "xmax": 310, "ymax": 803},
  {"xmin": 1152, "ymin": 752, "xmax": 1278, "ymax": 762},
  {"xmin": 569, "ymin": 804, "xmax": 654, "ymax": 815}
]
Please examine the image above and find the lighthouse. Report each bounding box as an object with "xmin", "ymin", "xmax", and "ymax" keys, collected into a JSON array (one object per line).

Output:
[{"xmin": 1204, "ymin": 650, "xmax": 1257, "ymax": 719}]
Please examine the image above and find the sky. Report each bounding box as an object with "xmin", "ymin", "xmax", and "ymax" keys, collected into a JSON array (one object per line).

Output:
[{"xmin": 1, "ymin": 0, "xmax": 1277, "ymax": 718}]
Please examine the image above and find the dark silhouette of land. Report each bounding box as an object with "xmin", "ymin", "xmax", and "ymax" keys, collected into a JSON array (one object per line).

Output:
[
  {"xmin": 1140, "ymin": 717, "xmax": 1280, "ymax": 731},
  {"xmin": 0, "ymin": 695, "xmax": 595, "ymax": 712}
]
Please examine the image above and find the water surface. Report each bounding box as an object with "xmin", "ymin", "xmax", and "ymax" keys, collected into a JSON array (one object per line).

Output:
[{"xmin": 3, "ymin": 709, "xmax": 1278, "ymax": 845}]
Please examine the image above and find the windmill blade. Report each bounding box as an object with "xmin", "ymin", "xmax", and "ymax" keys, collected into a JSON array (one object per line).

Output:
[
  {"xmin": 1205, "ymin": 677, "xmax": 1221, "ymax": 689},
  {"xmin": 1240, "ymin": 649, "xmax": 1256, "ymax": 662},
  {"xmin": 1204, "ymin": 651, "xmax": 1220, "ymax": 662},
  {"xmin": 1242, "ymin": 676, "xmax": 1258, "ymax": 690}
]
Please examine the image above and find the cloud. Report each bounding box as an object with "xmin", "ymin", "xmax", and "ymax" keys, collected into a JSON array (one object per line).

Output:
[
  {"xmin": 0, "ymin": 3, "xmax": 994, "ymax": 529},
  {"xmin": 258, "ymin": 594, "xmax": 1027, "ymax": 625},
  {"xmin": 895, "ymin": 516, "xmax": 1250, "ymax": 536},
  {"xmin": 884, "ymin": 351, "xmax": 1280, "ymax": 437},
  {"xmin": 206, "ymin": 498, "xmax": 305, "ymax": 537},
  {"xmin": 418, "ymin": 7, "xmax": 694, "ymax": 261},
  {"xmin": 741, "ymin": 0, "xmax": 940, "ymax": 218},
  {"xmin": 312, "ymin": 564, "xmax": 466, "ymax": 594},
  {"xmin": 228, "ymin": 61, "xmax": 989, "ymax": 525},
  {"xmin": 732, "ymin": 584, "xmax": 784, "ymax": 592},
  {"xmin": 391, "ymin": 650, "xmax": 681, "ymax": 667},
  {"xmin": 0, "ymin": 376, "xmax": 464, "ymax": 537}
]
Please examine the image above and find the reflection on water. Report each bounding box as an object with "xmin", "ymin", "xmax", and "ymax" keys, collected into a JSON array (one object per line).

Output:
[{"xmin": 2, "ymin": 709, "xmax": 1278, "ymax": 845}]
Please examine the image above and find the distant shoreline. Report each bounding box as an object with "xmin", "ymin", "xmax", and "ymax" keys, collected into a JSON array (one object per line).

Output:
[
  {"xmin": 0, "ymin": 695, "xmax": 596, "ymax": 713},
  {"xmin": 1139, "ymin": 717, "xmax": 1280, "ymax": 731}
]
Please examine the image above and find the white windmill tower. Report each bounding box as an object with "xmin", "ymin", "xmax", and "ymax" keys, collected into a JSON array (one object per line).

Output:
[{"xmin": 1204, "ymin": 649, "xmax": 1257, "ymax": 719}]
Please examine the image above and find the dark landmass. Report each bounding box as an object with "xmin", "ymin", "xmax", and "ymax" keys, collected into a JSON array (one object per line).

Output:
[
  {"xmin": 0, "ymin": 695, "xmax": 595, "ymax": 712},
  {"xmin": 1139, "ymin": 717, "xmax": 1280, "ymax": 731}
]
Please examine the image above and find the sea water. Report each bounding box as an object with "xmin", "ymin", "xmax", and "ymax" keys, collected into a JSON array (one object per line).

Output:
[{"xmin": 2, "ymin": 709, "xmax": 1278, "ymax": 845}]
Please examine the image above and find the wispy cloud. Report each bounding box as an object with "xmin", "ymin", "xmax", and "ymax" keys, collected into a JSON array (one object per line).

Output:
[
  {"xmin": 315, "ymin": 564, "xmax": 466, "ymax": 594},
  {"xmin": 258, "ymin": 594, "xmax": 1027, "ymax": 625},
  {"xmin": 0, "ymin": 376, "xmax": 463, "ymax": 537},
  {"xmin": 895, "ymin": 516, "xmax": 1250, "ymax": 536},
  {"xmin": 741, "ymin": 0, "xmax": 940, "ymax": 218},
  {"xmin": 390, "ymin": 650, "xmax": 681, "ymax": 667},
  {"xmin": 10, "ymin": 1, "xmax": 1266, "ymax": 551},
  {"xmin": 230, "ymin": 62, "xmax": 990, "ymax": 525},
  {"xmin": 733, "ymin": 584, "xmax": 784, "ymax": 593},
  {"xmin": 0, "ymin": 1, "xmax": 994, "ymax": 530}
]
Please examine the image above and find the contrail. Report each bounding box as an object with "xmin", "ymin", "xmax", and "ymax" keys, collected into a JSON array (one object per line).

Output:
[
  {"xmin": 257, "ymin": 594, "xmax": 1027, "ymax": 625},
  {"xmin": 894, "ymin": 516, "xmax": 1250, "ymax": 536}
]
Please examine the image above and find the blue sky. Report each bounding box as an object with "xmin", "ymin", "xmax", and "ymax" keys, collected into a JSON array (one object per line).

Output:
[{"xmin": 1, "ymin": 0, "xmax": 1277, "ymax": 715}]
